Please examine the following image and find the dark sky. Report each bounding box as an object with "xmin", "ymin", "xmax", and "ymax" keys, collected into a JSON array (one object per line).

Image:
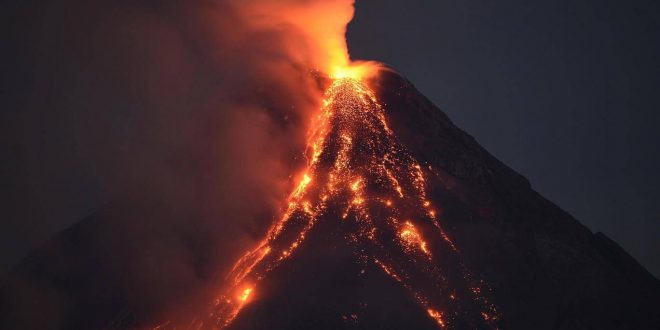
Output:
[{"xmin": 347, "ymin": 0, "xmax": 659, "ymax": 276}]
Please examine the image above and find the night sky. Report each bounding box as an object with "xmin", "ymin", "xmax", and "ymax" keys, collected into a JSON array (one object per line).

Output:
[
  {"xmin": 1, "ymin": 0, "xmax": 658, "ymax": 280},
  {"xmin": 348, "ymin": 0, "xmax": 659, "ymax": 276}
]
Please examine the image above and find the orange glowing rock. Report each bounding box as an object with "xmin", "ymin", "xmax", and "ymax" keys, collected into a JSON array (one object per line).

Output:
[
  {"xmin": 399, "ymin": 221, "xmax": 431, "ymax": 255},
  {"xmin": 201, "ymin": 77, "xmax": 499, "ymax": 329},
  {"xmin": 427, "ymin": 309, "xmax": 445, "ymax": 327},
  {"xmin": 350, "ymin": 178, "xmax": 362, "ymax": 191}
]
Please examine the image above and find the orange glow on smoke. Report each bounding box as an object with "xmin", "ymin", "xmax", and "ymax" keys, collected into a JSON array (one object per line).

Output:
[
  {"xmin": 240, "ymin": 0, "xmax": 379, "ymax": 80},
  {"xmin": 330, "ymin": 62, "xmax": 379, "ymax": 80}
]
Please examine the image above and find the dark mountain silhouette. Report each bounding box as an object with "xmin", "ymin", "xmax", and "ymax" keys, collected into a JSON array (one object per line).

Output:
[{"xmin": 1, "ymin": 71, "xmax": 658, "ymax": 329}]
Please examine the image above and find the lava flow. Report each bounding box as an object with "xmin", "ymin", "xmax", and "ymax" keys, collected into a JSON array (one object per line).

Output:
[{"xmin": 203, "ymin": 76, "xmax": 500, "ymax": 329}]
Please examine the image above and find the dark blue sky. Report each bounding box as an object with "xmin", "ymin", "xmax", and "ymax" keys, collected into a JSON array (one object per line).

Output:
[{"xmin": 348, "ymin": 0, "xmax": 659, "ymax": 276}]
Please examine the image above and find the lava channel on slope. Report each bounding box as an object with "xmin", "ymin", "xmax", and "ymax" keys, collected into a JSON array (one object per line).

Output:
[{"xmin": 198, "ymin": 77, "xmax": 500, "ymax": 329}]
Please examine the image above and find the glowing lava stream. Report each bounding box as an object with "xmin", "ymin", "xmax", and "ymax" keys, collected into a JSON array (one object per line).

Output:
[{"xmin": 208, "ymin": 77, "xmax": 500, "ymax": 329}]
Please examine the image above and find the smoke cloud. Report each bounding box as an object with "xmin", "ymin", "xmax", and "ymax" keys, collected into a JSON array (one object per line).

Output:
[{"xmin": 1, "ymin": 0, "xmax": 371, "ymax": 327}]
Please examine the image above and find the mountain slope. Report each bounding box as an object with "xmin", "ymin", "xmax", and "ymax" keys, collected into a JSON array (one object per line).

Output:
[
  {"xmin": 374, "ymin": 70, "xmax": 660, "ymax": 329},
  {"xmin": 1, "ymin": 71, "xmax": 658, "ymax": 330}
]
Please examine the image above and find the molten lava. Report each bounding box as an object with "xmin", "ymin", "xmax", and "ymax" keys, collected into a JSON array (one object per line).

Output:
[{"xmin": 202, "ymin": 77, "xmax": 501, "ymax": 329}]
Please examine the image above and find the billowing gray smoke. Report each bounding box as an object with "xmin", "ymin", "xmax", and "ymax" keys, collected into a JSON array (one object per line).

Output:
[{"xmin": 1, "ymin": 0, "xmax": 365, "ymax": 327}]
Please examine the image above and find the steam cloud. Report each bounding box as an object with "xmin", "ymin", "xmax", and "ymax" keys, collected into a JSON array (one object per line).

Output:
[{"xmin": 1, "ymin": 0, "xmax": 368, "ymax": 327}]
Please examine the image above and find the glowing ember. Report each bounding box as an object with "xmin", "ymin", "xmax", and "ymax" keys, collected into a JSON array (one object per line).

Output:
[
  {"xmin": 427, "ymin": 309, "xmax": 446, "ymax": 327},
  {"xmin": 239, "ymin": 288, "xmax": 253, "ymax": 303},
  {"xmin": 399, "ymin": 221, "xmax": 431, "ymax": 255},
  {"xmin": 201, "ymin": 77, "xmax": 499, "ymax": 329}
]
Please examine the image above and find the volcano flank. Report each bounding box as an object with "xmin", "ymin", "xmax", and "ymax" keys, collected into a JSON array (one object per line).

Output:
[
  {"xmin": 1, "ymin": 71, "xmax": 658, "ymax": 330},
  {"xmin": 207, "ymin": 77, "xmax": 499, "ymax": 329}
]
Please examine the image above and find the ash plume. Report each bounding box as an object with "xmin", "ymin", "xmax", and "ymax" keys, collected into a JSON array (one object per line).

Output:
[{"xmin": 1, "ymin": 0, "xmax": 375, "ymax": 327}]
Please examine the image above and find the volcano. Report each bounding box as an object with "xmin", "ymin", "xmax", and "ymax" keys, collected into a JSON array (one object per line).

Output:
[
  {"xmin": 206, "ymin": 77, "xmax": 499, "ymax": 329},
  {"xmin": 2, "ymin": 71, "xmax": 659, "ymax": 330}
]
